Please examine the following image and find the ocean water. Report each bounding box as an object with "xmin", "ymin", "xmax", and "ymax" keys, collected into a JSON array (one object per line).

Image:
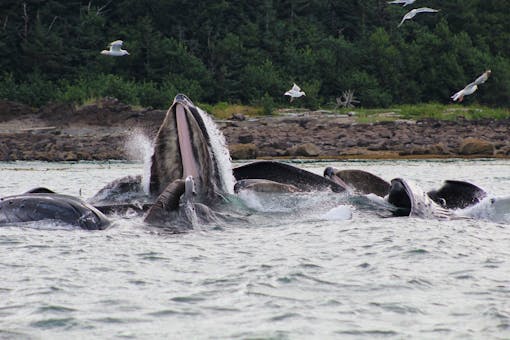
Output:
[{"xmin": 0, "ymin": 160, "xmax": 509, "ymax": 339}]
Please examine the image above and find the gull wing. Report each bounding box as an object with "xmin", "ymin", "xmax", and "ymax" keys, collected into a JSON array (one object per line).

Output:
[
  {"xmin": 109, "ymin": 40, "xmax": 123, "ymax": 52},
  {"xmin": 388, "ymin": 0, "xmax": 415, "ymax": 6},
  {"xmin": 450, "ymin": 88, "xmax": 465, "ymax": 101},
  {"xmin": 415, "ymin": 7, "xmax": 440, "ymax": 14},
  {"xmin": 398, "ymin": 14, "xmax": 410, "ymax": 27},
  {"xmin": 291, "ymin": 83, "xmax": 301, "ymax": 92},
  {"xmin": 472, "ymin": 70, "xmax": 491, "ymax": 86}
]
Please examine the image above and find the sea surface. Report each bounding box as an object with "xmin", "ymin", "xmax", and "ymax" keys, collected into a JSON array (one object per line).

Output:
[{"xmin": 0, "ymin": 160, "xmax": 509, "ymax": 339}]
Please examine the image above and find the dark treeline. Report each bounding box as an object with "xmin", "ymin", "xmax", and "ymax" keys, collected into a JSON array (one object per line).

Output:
[{"xmin": 0, "ymin": 0, "xmax": 509, "ymax": 109}]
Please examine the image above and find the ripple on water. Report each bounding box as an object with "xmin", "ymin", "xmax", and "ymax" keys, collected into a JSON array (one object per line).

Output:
[
  {"xmin": 136, "ymin": 251, "xmax": 169, "ymax": 261},
  {"xmin": 404, "ymin": 248, "xmax": 429, "ymax": 255},
  {"xmin": 171, "ymin": 295, "xmax": 207, "ymax": 303},
  {"xmin": 449, "ymin": 269, "xmax": 476, "ymax": 280},
  {"xmin": 335, "ymin": 329, "xmax": 399, "ymax": 337},
  {"xmin": 370, "ymin": 302, "xmax": 425, "ymax": 315},
  {"xmin": 0, "ymin": 330, "xmax": 35, "ymax": 340},
  {"xmin": 29, "ymin": 317, "xmax": 78, "ymax": 329},
  {"xmin": 36, "ymin": 305, "xmax": 76, "ymax": 314},
  {"xmin": 268, "ymin": 312, "xmax": 301, "ymax": 322},
  {"xmin": 91, "ymin": 317, "xmax": 148, "ymax": 325},
  {"xmin": 407, "ymin": 277, "xmax": 433, "ymax": 288}
]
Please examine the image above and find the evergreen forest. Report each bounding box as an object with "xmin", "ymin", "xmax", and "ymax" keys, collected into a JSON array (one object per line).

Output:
[{"xmin": 0, "ymin": 0, "xmax": 509, "ymax": 109}]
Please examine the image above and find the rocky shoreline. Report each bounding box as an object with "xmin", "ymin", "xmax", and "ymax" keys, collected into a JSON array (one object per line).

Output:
[{"xmin": 0, "ymin": 99, "xmax": 508, "ymax": 162}]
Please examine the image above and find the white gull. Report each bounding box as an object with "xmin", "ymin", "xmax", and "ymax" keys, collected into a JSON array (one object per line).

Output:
[
  {"xmin": 388, "ymin": 0, "xmax": 417, "ymax": 7},
  {"xmin": 398, "ymin": 7, "xmax": 439, "ymax": 27},
  {"xmin": 101, "ymin": 40, "xmax": 129, "ymax": 56},
  {"xmin": 284, "ymin": 83, "xmax": 306, "ymax": 102},
  {"xmin": 451, "ymin": 70, "xmax": 491, "ymax": 102}
]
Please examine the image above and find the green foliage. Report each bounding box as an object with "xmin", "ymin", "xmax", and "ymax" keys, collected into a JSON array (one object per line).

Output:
[
  {"xmin": 260, "ymin": 92, "xmax": 275, "ymax": 116},
  {"xmin": 0, "ymin": 1, "xmax": 509, "ymax": 110},
  {"xmin": 199, "ymin": 102, "xmax": 263, "ymax": 119},
  {"xmin": 301, "ymin": 79, "xmax": 321, "ymax": 110},
  {"xmin": 352, "ymin": 103, "xmax": 510, "ymax": 123}
]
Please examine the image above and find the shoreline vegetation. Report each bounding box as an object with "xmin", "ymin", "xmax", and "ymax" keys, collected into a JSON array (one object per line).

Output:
[
  {"xmin": 0, "ymin": 98, "xmax": 509, "ymax": 162},
  {"xmin": 201, "ymin": 101, "xmax": 510, "ymax": 122}
]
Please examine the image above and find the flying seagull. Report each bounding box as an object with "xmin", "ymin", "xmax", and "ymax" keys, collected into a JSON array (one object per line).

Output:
[
  {"xmin": 398, "ymin": 7, "xmax": 439, "ymax": 27},
  {"xmin": 451, "ymin": 70, "xmax": 491, "ymax": 102},
  {"xmin": 101, "ymin": 40, "xmax": 129, "ymax": 56},
  {"xmin": 388, "ymin": 0, "xmax": 417, "ymax": 6},
  {"xmin": 284, "ymin": 83, "xmax": 306, "ymax": 102}
]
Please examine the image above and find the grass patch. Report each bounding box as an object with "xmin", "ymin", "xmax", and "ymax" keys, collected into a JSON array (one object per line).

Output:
[
  {"xmin": 198, "ymin": 102, "xmax": 264, "ymax": 119},
  {"xmin": 338, "ymin": 103, "xmax": 510, "ymax": 123}
]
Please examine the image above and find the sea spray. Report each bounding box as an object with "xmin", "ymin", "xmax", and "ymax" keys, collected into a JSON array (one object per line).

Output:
[
  {"xmin": 124, "ymin": 129, "xmax": 154, "ymax": 195},
  {"xmin": 322, "ymin": 205, "xmax": 352, "ymax": 220},
  {"xmin": 456, "ymin": 195, "xmax": 510, "ymax": 223},
  {"xmin": 196, "ymin": 107, "xmax": 235, "ymax": 194}
]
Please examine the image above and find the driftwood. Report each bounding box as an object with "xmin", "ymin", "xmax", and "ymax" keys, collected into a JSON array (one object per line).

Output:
[{"xmin": 335, "ymin": 89, "xmax": 360, "ymax": 109}]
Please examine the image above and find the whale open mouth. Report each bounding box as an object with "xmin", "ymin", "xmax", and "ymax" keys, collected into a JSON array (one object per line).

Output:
[
  {"xmin": 149, "ymin": 94, "xmax": 221, "ymax": 202},
  {"xmin": 143, "ymin": 95, "xmax": 230, "ymax": 228},
  {"xmin": 388, "ymin": 178, "xmax": 451, "ymax": 219}
]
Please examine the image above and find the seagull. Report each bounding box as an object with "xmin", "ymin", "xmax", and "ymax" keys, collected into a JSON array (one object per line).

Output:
[
  {"xmin": 451, "ymin": 70, "xmax": 491, "ymax": 102},
  {"xmin": 398, "ymin": 7, "xmax": 439, "ymax": 27},
  {"xmin": 284, "ymin": 83, "xmax": 306, "ymax": 102},
  {"xmin": 100, "ymin": 40, "xmax": 129, "ymax": 56},
  {"xmin": 387, "ymin": 0, "xmax": 417, "ymax": 6}
]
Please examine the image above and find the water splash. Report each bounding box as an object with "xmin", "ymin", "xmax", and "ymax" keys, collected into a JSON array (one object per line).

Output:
[
  {"xmin": 237, "ymin": 190, "xmax": 346, "ymax": 214},
  {"xmin": 196, "ymin": 107, "xmax": 235, "ymax": 194},
  {"xmin": 456, "ymin": 195, "xmax": 510, "ymax": 223},
  {"xmin": 124, "ymin": 129, "xmax": 154, "ymax": 195},
  {"xmin": 322, "ymin": 205, "xmax": 352, "ymax": 220}
]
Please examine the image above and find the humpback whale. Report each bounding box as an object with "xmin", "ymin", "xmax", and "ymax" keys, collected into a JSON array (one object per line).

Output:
[
  {"xmin": 142, "ymin": 94, "xmax": 234, "ymax": 228},
  {"xmin": 387, "ymin": 178, "xmax": 451, "ymax": 219},
  {"xmin": 90, "ymin": 94, "xmax": 233, "ymax": 229},
  {"xmin": 233, "ymin": 161, "xmax": 346, "ymax": 193},
  {"xmin": 322, "ymin": 167, "xmax": 464, "ymax": 219},
  {"xmin": 427, "ymin": 180, "xmax": 487, "ymax": 210},
  {"xmin": 323, "ymin": 167, "xmax": 390, "ymax": 196},
  {"xmin": 0, "ymin": 191, "xmax": 110, "ymax": 229}
]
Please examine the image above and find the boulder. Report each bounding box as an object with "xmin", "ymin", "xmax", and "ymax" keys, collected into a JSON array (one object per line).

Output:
[
  {"xmin": 231, "ymin": 113, "xmax": 246, "ymax": 121},
  {"xmin": 229, "ymin": 143, "xmax": 258, "ymax": 160},
  {"xmin": 38, "ymin": 102, "xmax": 74, "ymax": 120},
  {"xmin": 459, "ymin": 138, "xmax": 495, "ymax": 156},
  {"xmin": 0, "ymin": 100, "xmax": 35, "ymax": 121},
  {"xmin": 287, "ymin": 143, "xmax": 321, "ymax": 157},
  {"xmin": 428, "ymin": 143, "xmax": 450, "ymax": 155},
  {"xmin": 238, "ymin": 134, "xmax": 254, "ymax": 143}
]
